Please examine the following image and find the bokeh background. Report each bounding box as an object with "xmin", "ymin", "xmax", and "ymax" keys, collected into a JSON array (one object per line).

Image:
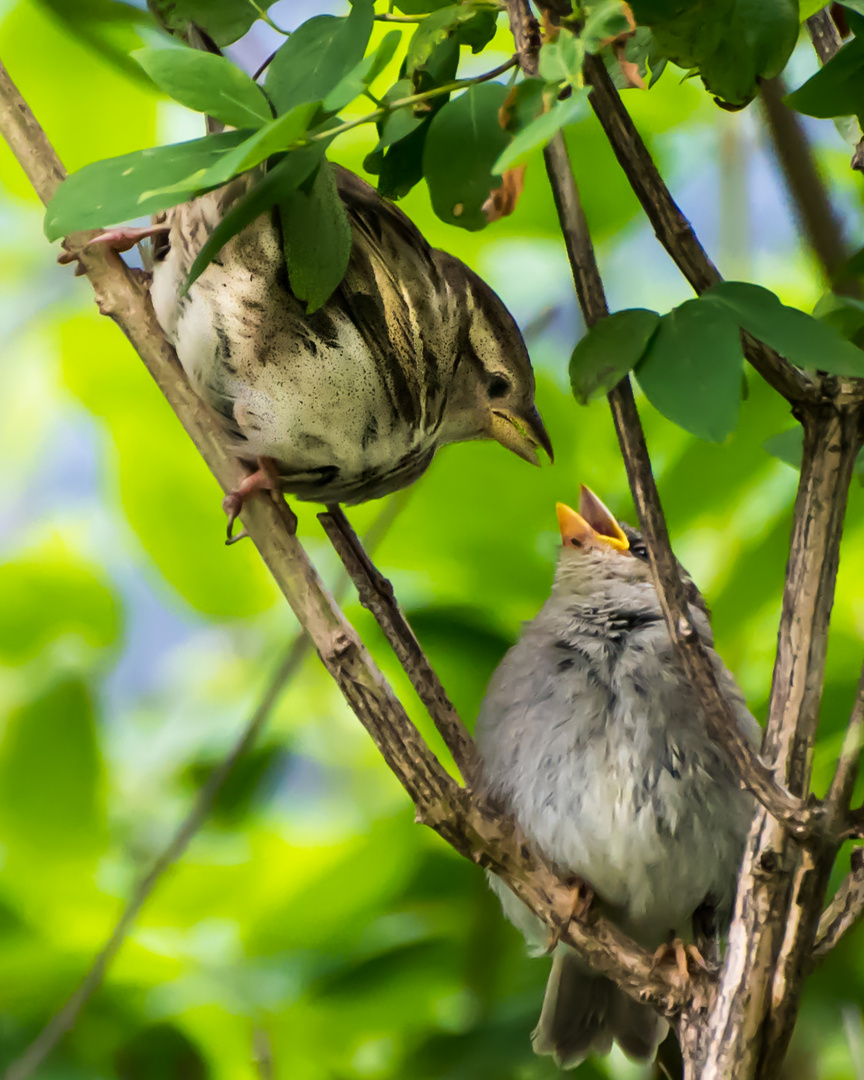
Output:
[{"xmin": 0, "ymin": 1, "xmax": 863, "ymax": 1077}]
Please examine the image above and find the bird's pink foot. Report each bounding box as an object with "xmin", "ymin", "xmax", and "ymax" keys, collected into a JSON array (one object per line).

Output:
[
  {"xmin": 85, "ymin": 224, "xmax": 170, "ymax": 253},
  {"xmin": 223, "ymin": 457, "xmax": 281, "ymax": 545}
]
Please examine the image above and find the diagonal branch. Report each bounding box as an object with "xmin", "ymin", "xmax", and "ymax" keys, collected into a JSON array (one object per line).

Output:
[
  {"xmin": 319, "ymin": 505, "xmax": 479, "ymax": 784},
  {"xmin": 580, "ymin": 53, "xmax": 819, "ymax": 404},
  {"xmin": 814, "ymin": 847, "xmax": 864, "ymax": 958},
  {"xmin": 0, "ymin": 52, "xmax": 691, "ymax": 1071},
  {"xmin": 508, "ymin": 0, "xmax": 814, "ymax": 841}
]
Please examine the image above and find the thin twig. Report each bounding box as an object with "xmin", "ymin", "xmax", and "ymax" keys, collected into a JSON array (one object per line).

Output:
[
  {"xmin": 319, "ymin": 506, "xmax": 479, "ymax": 785},
  {"xmin": 580, "ymin": 53, "xmax": 819, "ymax": 405},
  {"xmin": 814, "ymin": 847, "xmax": 864, "ymax": 957}
]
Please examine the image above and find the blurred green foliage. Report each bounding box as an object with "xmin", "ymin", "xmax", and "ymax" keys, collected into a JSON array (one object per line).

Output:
[{"xmin": 1, "ymin": 2, "xmax": 864, "ymax": 1080}]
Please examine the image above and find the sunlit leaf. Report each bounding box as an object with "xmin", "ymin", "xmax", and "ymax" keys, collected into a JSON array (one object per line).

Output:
[
  {"xmin": 785, "ymin": 37, "xmax": 864, "ymax": 120},
  {"xmin": 581, "ymin": 0, "xmax": 633, "ymax": 55},
  {"xmin": 132, "ymin": 47, "xmax": 272, "ymax": 129},
  {"xmin": 322, "ymin": 31, "xmax": 401, "ymax": 113},
  {"xmin": 493, "ymin": 89, "xmax": 590, "ymax": 174},
  {"xmin": 405, "ymin": 4, "xmax": 497, "ymax": 76},
  {"xmin": 266, "ymin": 2, "xmax": 374, "ymax": 116},
  {"xmin": 538, "ymin": 30, "xmax": 585, "ymax": 86},
  {"xmin": 43, "ymin": 130, "xmax": 252, "ymax": 240}
]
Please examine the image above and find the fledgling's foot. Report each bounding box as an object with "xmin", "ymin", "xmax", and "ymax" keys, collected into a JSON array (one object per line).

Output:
[
  {"xmin": 222, "ymin": 457, "xmax": 281, "ymax": 545},
  {"xmin": 544, "ymin": 878, "xmax": 595, "ymax": 953},
  {"xmin": 85, "ymin": 224, "xmax": 170, "ymax": 253},
  {"xmin": 650, "ymin": 935, "xmax": 709, "ymax": 986}
]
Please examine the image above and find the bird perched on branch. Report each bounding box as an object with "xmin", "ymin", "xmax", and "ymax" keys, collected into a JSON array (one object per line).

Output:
[
  {"xmin": 109, "ymin": 165, "xmax": 550, "ymax": 537},
  {"xmin": 475, "ymin": 486, "xmax": 758, "ymax": 1068}
]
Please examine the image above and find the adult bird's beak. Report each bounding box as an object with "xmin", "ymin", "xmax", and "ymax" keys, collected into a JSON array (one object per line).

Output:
[
  {"xmin": 490, "ymin": 405, "xmax": 554, "ymax": 466},
  {"xmin": 557, "ymin": 486, "xmax": 630, "ymax": 551}
]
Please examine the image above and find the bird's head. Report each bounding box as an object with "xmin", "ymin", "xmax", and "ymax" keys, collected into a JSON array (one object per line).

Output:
[
  {"xmin": 436, "ymin": 260, "xmax": 553, "ymax": 466},
  {"xmin": 553, "ymin": 485, "xmax": 653, "ymax": 596}
]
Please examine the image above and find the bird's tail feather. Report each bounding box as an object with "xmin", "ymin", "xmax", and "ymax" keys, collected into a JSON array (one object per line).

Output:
[{"xmin": 532, "ymin": 952, "xmax": 668, "ymax": 1069}]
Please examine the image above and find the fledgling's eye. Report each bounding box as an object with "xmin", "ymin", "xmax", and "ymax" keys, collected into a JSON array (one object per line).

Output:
[
  {"xmin": 630, "ymin": 543, "xmax": 649, "ymax": 561},
  {"xmin": 487, "ymin": 375, "xmax": 510, "ymax": 399}
]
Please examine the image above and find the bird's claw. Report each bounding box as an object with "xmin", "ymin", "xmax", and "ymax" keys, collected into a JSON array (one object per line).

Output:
[
  {"xmin": 650, "ymin": 937, "xmax": 709, "ymax": 985},
  {"xmin": 545, "ymin": 878, "xmax": 595, "ymax": 953},
  {"xmin": 221, "ymin": 458, "xmax": 281, "ymax": 546}
]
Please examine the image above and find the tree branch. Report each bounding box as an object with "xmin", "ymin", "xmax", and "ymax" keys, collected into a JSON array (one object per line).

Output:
[
  {"xmin": 319, "ymin": 506, "xmax": 479, "ymax": 784},
  {"xmin": 701, "ymin": 406, "xmax": 863, "ymax": 1080},
  {"xmin": 0, "ymin": 52, "xmax": 690, "ymax": 1067},
  {"xmin": 807, "ymin": 7, "xmax": 844, "ymax": 65},
  {"xmin": 814, "ymin": 847, "xmax": 864, "ymax": 957},
  {"xmin": 580, "ymin": 53, "xmax": 819, "ymax": 404}
]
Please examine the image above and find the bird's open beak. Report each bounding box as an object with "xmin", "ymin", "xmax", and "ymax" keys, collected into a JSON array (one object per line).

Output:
[
  {"xmin": 490, "ymin": 406, "xmax": 554, "ymax": 466},
  {"xmin": 557, "ymin": 486, "xmax": 629, "ymax": 551}
]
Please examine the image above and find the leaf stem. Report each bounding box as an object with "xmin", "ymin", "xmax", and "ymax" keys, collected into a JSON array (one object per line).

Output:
[
  {"xmin": 247, "ymin": 0, "xmax": 291, "ymax": 35},
  {"xmin": 300, "ymin": 55, "xmax": 518, "ymax": 147}
]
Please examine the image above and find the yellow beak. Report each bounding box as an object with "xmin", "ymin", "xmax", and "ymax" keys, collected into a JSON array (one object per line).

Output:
[{"xmin": 557, "ymin": 486, "xmax": 629, "ymax": 551}]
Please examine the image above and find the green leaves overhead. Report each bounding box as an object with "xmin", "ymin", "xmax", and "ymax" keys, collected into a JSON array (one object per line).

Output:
[
  {"xmin": 147, "ymin": 0, "xmax": 262, "ymax": 46},
  {"xmin": 538, "ymin": 31, "xmax": 585, "ymax": 88},
  {"xmin": 582, "ymin": 1, "xmax": 633, "ymax": 55},
  {"xmin": 44, "ymin": 130, "xmax": 252, "ymax": 240},
  {"xmin": 628, "ymin": 0, "xmax": 799, "ymax": 108},
  {"xmin": 323, "ymin": 31, "xmax": 401, "ymax": 113},
  {"xmin": 570, "ymin": 283, "xmax": 864, "ymax": 444},
  {"xmin": 786, "ymin": 36, "xmax": 864, "ymax": 123},
  {"xmin": 423, "ymin": 82, "xmax": 510, "ymax": 230},
  {"xmin": 493, "ymin": 88, "xmax": 590, "ymax": 174},
  {"xmin": 265, "ymin": 0, "xmax": 374, "ymax": 115},
  {"xmin": 636, "ymin": 298, "xmax": 744, "ymax": 442},
  {"xmin": 279, "ymin": 161, "xmax": 353, "ymax": 313},
  {"xmin": 701, "ymin": 281, "xmax": 864, "ymax": 377},
  {"xmin": 133, "ymin": 47, "xmax": 272, "ymax": 129},
  {"xmin": 569, "ymin": 309, "xmax": 660, "ymax": 404},
  {"xmin": 405, "ymin": 5, "xmax": 498, "ymax": 77}
]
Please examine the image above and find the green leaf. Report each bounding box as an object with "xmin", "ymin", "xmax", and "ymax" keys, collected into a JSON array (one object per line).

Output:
[
  {"xmin": 266, "ymin": 1, "xmax": 374, "ymax": 115},
  {"xmin": 147, "ymin": 0, "xmax": 260, "ymax": 46},
  {"xmin": 279, "ymin": 161, "xmax": 352, "ymax": 312},
  {"xmin": 582, "ymin": 1, "xmax": 633, "ymax": 55},
  {"xmin": 133, "ymin": 47, "xmax": 272, "ymax": 129},
  {"xmin": 785, "ymin": 37, "xmax": 864, "ymax": 120},
  {"xmin": 367, "ymin": 79, "xmax": 426, "ymax": 157},
  {"xmin": 405, "ymin": 4, "xmax": 496, "ymax": 76},
  {"xmin": 395, "ymin": 0, "xmax": 451, "ymax": 9},
  {"xmin": 701, "ymin": 281, "xmax": 864, "ymax": 377},
  {"xmin": 185, "ymin": 144, "xmax": 327, "ymax": 291},
  {"xmin": 184, "ymin": 102, "xmax": 320, "ymax": 190},
  {"xmin": 0, "ymin": 680, "xmax": 106, "ymax": 853},
  {"xmin": 423, "ymin": 81, "xmax": 511, "ymax": 230},
  {"xmin": 629, "ymin": 0, "xmax": 799, "ymax": 108},
  {"xmin": 538, "ymin": 31, "xmax": 585, "ymax": 87},
  {"xmin": 635, "ymin": 298, "xmax": 744, "ymax": 441},
  {"xmin": 570, "ymin": 308, "xmax": 660, "ymax": 404},
  {"xmin": 323, "ymin": 30, "xmax": 401, "ymax": 113},
  {"xmin": 0, "ymin": 543, "xmax": 120, "ymax": 662},
  {"xmin": 493, "ymin": 89, "xmax": 590, "ymax": 174},
  {"xmin": 43, "ymin": 130, "xmax": 252, "ymax": 240}
]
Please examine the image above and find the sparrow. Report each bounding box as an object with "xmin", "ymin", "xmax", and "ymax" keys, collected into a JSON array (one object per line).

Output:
[
  {"xmin": 474, "ymin": 486, "xmax": 758, "ymax": 1068},
  {"xmin": 125, "ymin": 164, "xmax": 550, "ymax": 534}
]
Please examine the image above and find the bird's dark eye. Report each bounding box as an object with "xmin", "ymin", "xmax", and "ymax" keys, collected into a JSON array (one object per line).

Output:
[
  {"xmin": 487, "ymin": 375, "xmax": 510, "ymax": 399},
  {"xmin": 630, "ymin": 543, "xmax": 649, "ymax": 561}
]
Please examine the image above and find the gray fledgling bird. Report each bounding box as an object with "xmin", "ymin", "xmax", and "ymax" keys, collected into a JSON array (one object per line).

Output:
[
  {"xmin": 474, "ymin": 485, "xmax": 758, "ymax": 1068},
  {"xmin": 137, "ymin": 164, "xmax": 551, "ymax": 530}
]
